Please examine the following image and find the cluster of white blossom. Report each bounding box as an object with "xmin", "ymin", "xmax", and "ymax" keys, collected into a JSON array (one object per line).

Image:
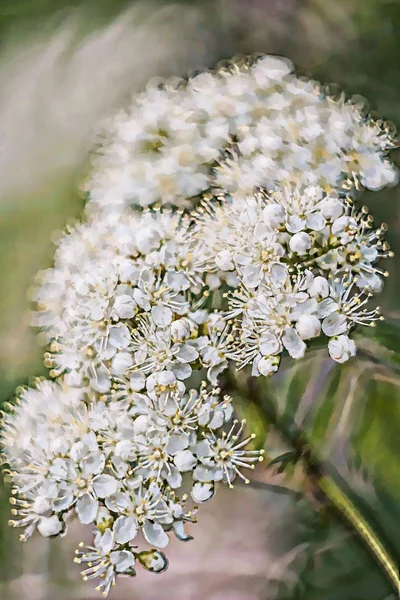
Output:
[
  {"xmin": 33, "ymin": 208, "xmax": 207, "ymax": 392},
  {"xmin": 2, "ymin": 379, "xmax": 261, "ymax": 595},
  {"xmin": 193, "ymin": 183, "xmax": 391, "ymax": 375},
  {"xmin": 86, "ymin": 55, "xmax": 397, "ymax": 214},
  {"xmin": 1, "ymin": 54, "xmax": 397, "ymax": 596}
]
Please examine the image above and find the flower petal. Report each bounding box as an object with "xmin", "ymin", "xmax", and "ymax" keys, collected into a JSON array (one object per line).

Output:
[
  {"xmin": 152, "ymin": 305, "xmax": 173, "ymax": 328},
  {"xmin": 142, "ymin": 522, "xmax": 169, "ymax": 549},
  {"xmin": 80, "ymin": 451, "xmax": 105, "ymax": 477},
  {"xmin": 322, "ymin": 312, "xmax": 348, "ymax": 336},
  {"xmin": 328, "ymin": 335, "xmax": 356, "ymax": 363},
  {"xmin": 110, "ymin": 550, "xmax": 135, "ymax": 573},
  {"xmin": 174, "ymin": 449, "xmax": 197, "ymax": 472},
  {"xmin": 113, "ymin": 516, "xmax": 137, "ymax": 545},
  {"xmin": 92, "ymin": 474, "xmax": 118, "ymax": 498},
  {"xmin": 173, "ymin": 521, "xmax": 193, "ymax": 542},
  {"xmin": 176, "ymin": 344, "xmax": 198, "ymax": 363},
  {"xmin": 166, "ymin": 434, "xmax": 189, "ymax": 455},
  {"xmin": 165, "ymin": 466, "xmax": 182, "ymax": 489},
  {"xmin": 282, "ymin": 327, "xmax": 306, "ymax": 359},
  {"xmin": 38, "ymin": 515, "xmax": 63, "ymax": 537},
  {"xmin": 306, "ymin": 212, "xmax": 326, "ymax": 231},
  {"xmin": 191, "ymin": 482, "xmax": 214, "ymax": 503},
  {"xmin": 76, "ymin": 494, "xmax": 98, "ymax": 524}
]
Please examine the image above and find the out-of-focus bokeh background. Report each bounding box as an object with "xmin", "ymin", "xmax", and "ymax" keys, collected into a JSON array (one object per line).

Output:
[{"xmin": 1, "ymin": 1, "xmax": 400, "ymax": 599}]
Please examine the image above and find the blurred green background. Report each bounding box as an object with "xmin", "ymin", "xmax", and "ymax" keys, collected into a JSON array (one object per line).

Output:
[{"xmin": 0, "ymin": 1, "xmax": 400, "ymax": 599}]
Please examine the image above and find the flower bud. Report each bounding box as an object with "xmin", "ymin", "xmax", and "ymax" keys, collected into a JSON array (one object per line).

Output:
[
  {"xmin": 111, "ymin": 352, "xmax": 133, "ymax": 374},
  {"xmin": 262, "ymin": 204, "xmax": 285, "ymax": 228},
  {"xmin": 308, "ymin": 276, "xmax": 329, "ymax": 299},
  {"xmin": 289, "ymin": 232, "xmax": 311, "ymax": 255},
  {"xmin": 113, "ymin": 295, "xmax": 136, "ymax": 319},
  {"xmin": 296, "ymin": 315, "xmax": 321, "ymax": 340},
  {"xmin": 328, "ymin": 335, "xmax": 356, "ymax": 363}
]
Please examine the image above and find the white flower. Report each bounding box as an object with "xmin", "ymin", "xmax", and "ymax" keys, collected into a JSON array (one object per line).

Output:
[
  {"xmin": 193, "ymin": 420, "xmax": 264, "ymax": 487},
  {"xmin": 332, "ymin": 216, "xmax": 358, "ymax": 244},
  {"xmin": 146, "ymin": 370, "xmax": 185, "ymax": 404},
  {"xmin": 130, "ymin": 317, "xmax": 199, "ymax": 380},
  {"xmin": 321, "ymin": 278, "xmax": 382, "ymax": 336},
  {"xmin": 3, "ymin": 51, "xmax": 397, "ymax": 597},
  {"xmin": 197, "ymin": 317, "xmax": 231, "ymax": 384},
  {"xmin": 251, "ymin": 54, "xmax": 294, "ymax": 82},
  {"xmin": 75, "ymin": 528, "xmax": 136, "ymax": 596},
  {"xmin": 268, "ymin": 184, "xmax": 328, "ymax": 234}
]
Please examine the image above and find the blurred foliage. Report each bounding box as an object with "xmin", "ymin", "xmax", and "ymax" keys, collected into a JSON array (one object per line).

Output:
[
  {"xmin": 1, "ymin": 1, "xmax": 400, "ymax": 599},
  {"xmin": 231, "ymin": 320, "xmax": 400, "ymax": 599}
]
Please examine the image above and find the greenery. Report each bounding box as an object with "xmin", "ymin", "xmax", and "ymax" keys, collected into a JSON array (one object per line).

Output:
[{"xmin": 1, "ymin": 1, "xmax": 400, "ymax": 598}]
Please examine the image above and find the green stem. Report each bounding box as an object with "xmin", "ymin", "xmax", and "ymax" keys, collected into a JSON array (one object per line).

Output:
[
  {"xmin": 318, "ymin": 475, "xmax": 400, "ymax": 596},
  {"xmin": 281, "ymin": 239, "xmax": 342, "ymax": 270},
  {"xmin": 223, "ymin": 372, "xmax": 400, "ymax": 596}
]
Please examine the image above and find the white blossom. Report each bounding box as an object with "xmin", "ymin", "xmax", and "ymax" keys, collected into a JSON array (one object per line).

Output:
[
  {"xmin": 2, "ymin": 52, "xmax": 397, "ymax": 596},
  {"xmin": 85, "ymin": 55, "xmax": 397, "ymax": 214},
  {"xmin": 1, "ymin": 378, "xmax": 262, "ymax": 594},
  {"xmin": 328, "ymin": 335, "xmax": 357, "ymax": 363}
]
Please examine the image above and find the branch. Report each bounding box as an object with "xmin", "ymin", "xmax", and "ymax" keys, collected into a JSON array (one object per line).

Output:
[{"xmin": 223, "ymin": 371, "xmax": 400, "ymax": 596}]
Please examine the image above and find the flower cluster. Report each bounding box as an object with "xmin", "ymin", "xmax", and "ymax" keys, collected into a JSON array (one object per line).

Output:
[
  {"xmin": 1, "ymin": 54, "xmax": 397, "ymax": 595},
  {"xmin": 2, "ymin": 379, "xmax": 261, "ymax": 595},
  {"xmin": 194, "ymin": 184, "xmax": 391, "ymax": 375},
  {"xmin": 33, "ymin": 208, "xmax": 206, "ymax": 392},
  {"xmin": 86, "ymin": 55, "xmax": 397, "ymax": 214}
]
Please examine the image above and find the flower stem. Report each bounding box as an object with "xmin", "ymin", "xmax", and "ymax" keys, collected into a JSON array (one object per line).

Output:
[
  {"xmin": 223, "ymin": 372, "xmax": 400, "ymax": 595},
  {"xmin": 317, "ymin": 474, "xmax": 400, "ymax": 595}
]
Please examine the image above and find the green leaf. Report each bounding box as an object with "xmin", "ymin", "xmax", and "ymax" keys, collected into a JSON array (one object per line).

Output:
[{"xmin": 232, "ymin": 323, "xmax": 400, "ymax": 599}]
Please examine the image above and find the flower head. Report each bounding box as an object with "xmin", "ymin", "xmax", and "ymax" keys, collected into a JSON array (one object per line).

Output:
[{"xmin": 2, "ymin": 53, "xmax": 397, "ymax": 595}]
